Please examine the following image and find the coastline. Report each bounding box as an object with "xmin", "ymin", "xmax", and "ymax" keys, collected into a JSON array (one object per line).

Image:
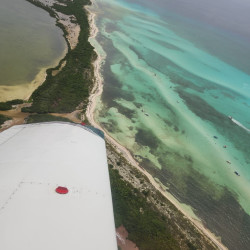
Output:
[
  {"xmin": 0, "ymin": 0, "xmax": 88, "ymax": 129},
  {"xmin": 0, "ymin": 68, "xmax": 47, "ymax": 102},
  {"xmin": 0, "ymin": 0, "xmax": 68, "ymax": 103},
  {"xmin": 1, "ymin": 0, "xmax": 82, "ymax": 103},
  {"xmin": 0, "ymin": 1, "xmax": 227, "ymax": 248},
  {"xmin": 0, "ymin": 51, "xmax": 67, "ymax": 102},
  {"xmin": 85, "ymin": 3, "xmax": 227, "ymax": 250}
]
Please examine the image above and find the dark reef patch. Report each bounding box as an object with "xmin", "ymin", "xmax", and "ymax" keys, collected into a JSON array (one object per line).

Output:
[
  {"xmin": 139, "ymin": 149, "xmax": 250, "ymax": 250},
  {"xmin": 151, "ymin": 38, "xmax": 185, "ymax": 52},
  {"xmin": 133, "ymin": 102, "xmax": 143, "ymax": 109},
  {"xmin": 101, "ymin": 119, "xmax": 122, "ymax": 133},
  {"xmin": 135, "ymin": 128, "xmax": 161, "ymax": 152},
  {"xmin": 182, "ymin": 176, "xmax": 250, "ymax": 250},
  {"xmin": 115, "ymin": 103, "xmax": 136, "ymax": 119},
  {"xmin": 105, "ymin": 22, "xmax": 117, "ymax": 33},
  {"xmin": 221, "ymin": 91, "xmax": 236, "ymax": 100},
  {"xmin": 101, "ymin": 51, "xmax": 136, "ymax": 107},
  {"xmin": 163, "ymin": 118, "xmax": 173, "ymax": 127},
  {"xmin": 173, "ymin": 125, "xmax": 179, "ymax": 132},
  {"xmin": 177, "ymin": 89, "xmax": 250, "ymax": 163},
  {"xmin": 169, "ymin": 74, "xmax": 204, "ymax": 93},
  {"xmin": 141, "ymin": 92, "xmax": 155, "ymax": 102}
]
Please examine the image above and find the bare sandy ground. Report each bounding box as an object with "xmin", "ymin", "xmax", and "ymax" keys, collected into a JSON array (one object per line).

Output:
[
  {"xmin": 85, "ymin": 5, "xmax": 227, "ymax": 250},
  {"xmin": 0, "ymin": 68, "xmax": 47, "ymax": 102},
  {"xmin": 0, "ymin": 103, "xmax": 31, "ymax": 132},
  {"xmin": 116, "ymin": 225, "xmax": 139, "ymax": 250},
  {"xmin": 0, "ymin": 108, "xmax": 82, "ymax": 133},
  {"xmin": 51, "ymin": 110, "xmax": 82, "ymax": 123},
  {"xmin": 57, "ymin": 12, "xmax": 80, "ymax": 50}
]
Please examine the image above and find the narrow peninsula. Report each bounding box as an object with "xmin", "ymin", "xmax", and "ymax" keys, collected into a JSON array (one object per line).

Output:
[{"xmin": 0, "ymin": 0, "xmax": 224, "ymax": 249}]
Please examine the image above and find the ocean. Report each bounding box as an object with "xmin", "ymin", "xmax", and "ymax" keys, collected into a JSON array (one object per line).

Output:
[
  {"xmin": 89, "ymin": 0, "xmax": 250, "ymax": 248},
  {"xmin": 0, "ymin": 0, "xmax": 66, "ymax": 101}
]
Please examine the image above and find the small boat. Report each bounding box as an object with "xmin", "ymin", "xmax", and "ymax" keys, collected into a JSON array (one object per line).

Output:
[
  {"xmin": 213, "ymin": 136, "xmax": 218, "ymax": 139},
  {"xmin": 223, "ymin": 145, "xmax": 227, "ymax": 148},
  {"xmin": 234, "ymin": 171, "xmax": 240, "ymax": 176},
  {"xmin": 226, "ymin": 160, "xmax": 231, "ymax": 164},
  {"xmin": 145, "ymin": 113, "xmax": 149, "ymax": 116}
]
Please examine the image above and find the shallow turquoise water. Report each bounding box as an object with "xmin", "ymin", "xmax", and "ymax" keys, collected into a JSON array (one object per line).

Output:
[
  {"xmin": 0, "ymin": 0, "xmax": 66, "ymax": 96},
  {"xmin": 89, "ymin": 0, "xmax": 250, "ymax": 248}
]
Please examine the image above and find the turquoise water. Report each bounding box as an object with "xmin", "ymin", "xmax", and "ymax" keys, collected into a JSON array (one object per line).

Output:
[
  {"xmin": 89, "ymin": 0, "xmax": 250, "ymax": 248},
  {"xmin": 0, "ymin": 0, "xmax": 66, "ymax": 100}
]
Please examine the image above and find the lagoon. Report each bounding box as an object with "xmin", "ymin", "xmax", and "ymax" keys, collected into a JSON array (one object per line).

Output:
[{"xmin": 0, "ymin": 0, "xmax": 66, "ymax": 101}]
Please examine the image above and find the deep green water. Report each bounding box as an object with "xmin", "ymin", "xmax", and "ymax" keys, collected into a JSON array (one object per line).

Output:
[
  {"xmin": 89, "ymin": 0, "xmax": 250, "ymax": 248},
  {"xmin": 0, "ymin": 0, "xmax": 66, "ymax": 99}
]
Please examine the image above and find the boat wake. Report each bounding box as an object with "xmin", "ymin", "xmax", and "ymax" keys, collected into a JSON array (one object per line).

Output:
[{"xmin": 231, "ymin": 118, "xmax": 250, "ymax": 133}]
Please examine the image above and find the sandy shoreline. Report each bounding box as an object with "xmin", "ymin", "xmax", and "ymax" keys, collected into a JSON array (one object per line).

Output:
[
  {"xmin": 0, "ymin": 0, "xmax": 80, "ymax": 132},
  {"xmin": 0, "ymin": 1, "xmax": 226, "ymax": 248},
  {"xmin": 85, "ymin": 4, "xmax": 227, "ymax": 250},
  {"xmin": 0, "ymin": 0, "xmax": 81, "ymax": 103},
  {"xmin": 0, "ymin": 68, "xmax": 47, "ymax": 102}
]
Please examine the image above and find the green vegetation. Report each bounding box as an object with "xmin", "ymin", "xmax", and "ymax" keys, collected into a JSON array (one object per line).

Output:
[
  {"xmin": 24, "ymin": 0, "xmax": 95, "ymax": 114},
  {"xmin": 0, "ymin": 114, "xmax": 10, "ymax": 126},
  {"xmin": 26, "ymin": 114, "xmax": 72, "ymax": 124},
  {"xmin": 108, "ymin": 149, "xmax": 216, "ymax": 250},
  {"xmin": 0, "ymin": 99, "xmax": 24, "ymax": 111},
  {"xmin": 109, "ymin": 167, "xmax": 180, "ymax": 250},
  {"xmin": 0, "ymin": 103, "xmax": 12, "ymax": 111}
]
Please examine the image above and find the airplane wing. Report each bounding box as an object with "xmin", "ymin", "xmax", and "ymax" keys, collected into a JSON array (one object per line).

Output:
[{"xmin": 0, "ymin": 122, "xmax": 117, "ymax": 250}]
